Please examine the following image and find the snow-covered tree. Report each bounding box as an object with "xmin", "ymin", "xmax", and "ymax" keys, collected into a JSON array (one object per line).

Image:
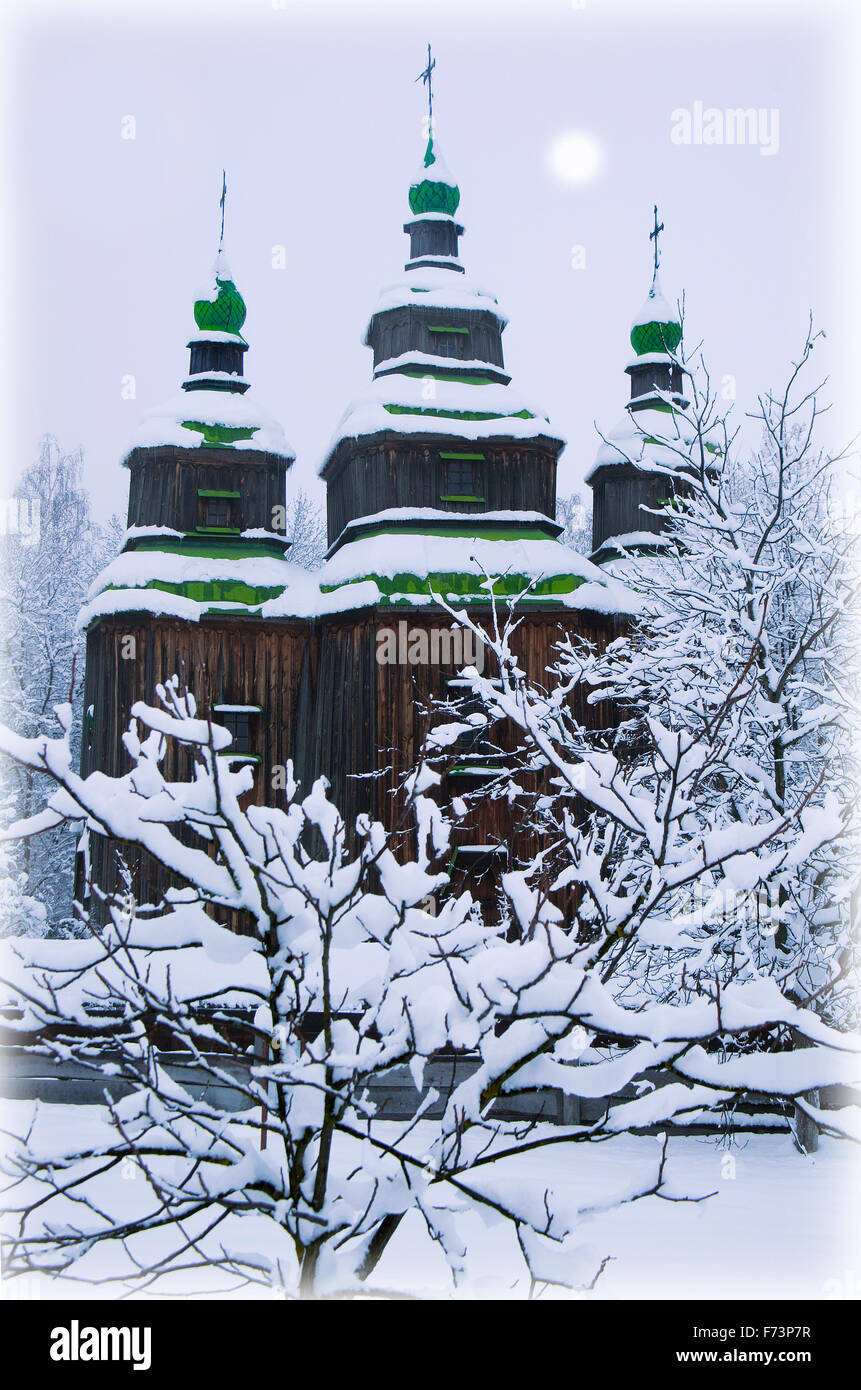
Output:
[
  {"xmin": 585, "ymin": 320, "xmax": 858, "ymax": 1021},
  {"xmin": 0, "ymin": 437, "xmax": 123, "ymax": 934},
  {"xmin": 0, "ymin": 678, "xmax": 858, "ymax": 1297},
  {"xmin": 555, "ymin": 491, "xmax": 592, "ymax": 555},
  {"xmin": 285, "ymin": 487, "xmax": 328, "ymax": 571}
]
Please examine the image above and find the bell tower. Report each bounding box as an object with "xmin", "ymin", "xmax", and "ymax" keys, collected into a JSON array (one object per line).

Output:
[{"xmin": 587, "ymin": 207, "xmax": 690, "ymax": 565}]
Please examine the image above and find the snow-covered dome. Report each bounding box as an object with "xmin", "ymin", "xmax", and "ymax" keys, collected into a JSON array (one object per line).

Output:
[
  {"xmin": 193, "ymin": 248, "xmax": 247, "ymax": 342},
  {"xmin": 409, "ymin": 130, "xmax": 460, "ymax": 216},
  {"xmin": 630, "ymin": 273, "xmax": 681, "ymax": 357}
]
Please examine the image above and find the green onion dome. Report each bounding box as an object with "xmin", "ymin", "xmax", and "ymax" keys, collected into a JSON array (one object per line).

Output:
[
  {"xmin": 630, "ymin": 275, "xmax": 682, "ymax": 356},
  {"xmin": 193, "ymin": 249, "xmax": 247, "ymax": 338},
  {"xmin": 409, "ymin": 131, "xmax": 460, "ymax": 216}
]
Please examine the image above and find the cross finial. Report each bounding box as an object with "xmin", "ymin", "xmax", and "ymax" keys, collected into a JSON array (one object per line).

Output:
[
  {"xmin": 219, "ymin": 170, "xmax": 227, "ymax": 249},
  {"xmin": 415, "ymin": 42, "xmax": 436, "ymax": 130},
  {"xmin": 649, "ymin": 203, "xmax": 664, "ymax": 287}
]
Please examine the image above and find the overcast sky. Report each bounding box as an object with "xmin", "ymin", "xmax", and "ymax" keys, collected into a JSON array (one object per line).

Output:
[{"xmin": 2, "ymin": 0, "xmax": 859, "ymax": 523}]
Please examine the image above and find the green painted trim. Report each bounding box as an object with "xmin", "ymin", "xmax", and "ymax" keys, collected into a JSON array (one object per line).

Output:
[
  {"xmin": 133, "ymin": 537, "xmax": 287, "ymax": 559},
  {"xmin": 439, "ymin": 495, "xmax": 485, "ymax": 503},
  {"xmin": 198, "ymin": 489, "xmax": 241, "ymax": 498},
  {"xmin": 449, "ymin": 765, "xmax": 503, "ymax": 777},
  {"xmin": 439, "ymin": 452, "xmax": 486, "ymax": 460},
  {"xmin": 383, "ymin": 404, "xmax": 534, "ymax": 422},
  {"xmin": 195, "ymin": 526, "xmax": 242, "ymax": 535},
  {"xmin": 148, "ymin": 579, "xmax": 283, "ymax": 604},
  {"xmin": 103, "ymin": 574, "xmax": 285, "ymax": 606},
  {"xmin": 321, "ymin": 567, "xmax": 587, "ymax": 603},
  {"xmin": 428, "ymin": 325, "xmax": 469, "ymax": 334},
  {"xmin": 337, "ymin": 521, "xmax": 557, "ymax": 546},
  {"xmin": 180, "ymin": 420, "xmax": 259, "ymax": 447},
  {"xmin": 401, "ymin": 370, "xmax": 500, "ymax": 386},
  {"xmin": 216, "ymin": 752, "xmax": 261, "ymax": 763}
]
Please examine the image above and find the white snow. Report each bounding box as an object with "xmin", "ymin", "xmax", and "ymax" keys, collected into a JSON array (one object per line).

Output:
[
  {"xmin": 587, "ymin": 403, "xmax": 719, "ymax": 479},
  {"xmin": 84, "ymin": 549, "xmax": 292, "ymax": 597},
  {"xmin": 320, "ymin": 372, "xmax": 561, "ymax": 472},
  {"xmin": 373, "ymin": 350, "xmax": 507, "ymax": 377},
  {"xmin": 364, "ymin": 266, "xmax": 508, "ymax": 339},
  {"xmin": 186, "ymin": 330, "xmax": 247, "ymax": 347},
  {"xmin": 411, "ymin": 138, "xmax": 457, "ymax": 192},
  {"xmin": 182, "ymin": 372, "xmax": 250, "ymax": 389},
  {"xmin": 312, "ymin": 530, "xmax": 639, "ymax": 615},
  {"xmin": 1, "ymin": 1103, "xmax": 855, "ymax": 1300},
  {"xmin": 631, "ymin": 273, "xmax": 679, "ymax": 330},
  {"xmin": 123, "ymin": 524, "xmax": 184, "ymax": 542},
  {"xmin": 375, "ymin": 1127, "xmax": 860, "ymax": 1300},
  {"xmin": 122, "ymin": 387, "xmax": 294, "ymax": 463},
  {"xmin": 329, "ymin": 506, "xmax": 563, "ymax": 547}
]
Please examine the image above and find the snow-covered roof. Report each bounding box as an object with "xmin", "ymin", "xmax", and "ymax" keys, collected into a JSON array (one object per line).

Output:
[
  {"xmin": 77, "ymin": 525, "xmax": 638, "ymax": 627},
  {"xmin": 364, "ymin": 265, "xmax": 507, "ymax": 337},
  {"xmin": 311, "ymin": 530, "xmax": 639, "ymax": 615},
  {"xmin": 122, "ymin": 386, "xmax": 294, "ymax": 464},
  {"xmin": 319, "ymin": 372, "xmax": 562, "ymax": 473},
  {"xmin": 182, "ymin": 372, "xmax": 250, "ymax": 390},
  {"xmin": 86, "ymin": 549, "xmax": 292, "ymax": 599},
  {"xmin": 373, "ymin": 350, "xmax": 509, "ymax": 379},
  {"xmin": 186, "ymin": 330, "xmax": 247, "ymax": 348},
  {"xmin": 625, "ymin": 351, "xmax": 681, "ymax": 373},
  {"xmin": 586, "ymin": 404, "xmax": 717, "ymax": 481},
  {"xmin": 329, "ymin": 506, "xmax": 562, "ymax": 547}
]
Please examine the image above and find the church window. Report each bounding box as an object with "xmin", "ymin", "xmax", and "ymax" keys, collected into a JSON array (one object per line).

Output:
[
  {"xmin": 212, "ymin": 704, "xmax": 261, "ymax": 760},
  {"xmin": 198, "ymin": 490, "xmax": 240, "ymax": 531}
]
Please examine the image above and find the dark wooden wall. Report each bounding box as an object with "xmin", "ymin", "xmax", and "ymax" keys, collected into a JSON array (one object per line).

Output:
[
  {"xmin": 591, "ymin": 464, "xmax": 679, "ymax": 551},
  {"xmin": 79, "ymin": 605, "xmax": 626, "ymax": 921},
  {"xmin": 326, "ymin": 440, "xmax": 559, "ymax": 545},
  {"xmin": 125, "ymin": 446, "xmax": 289, "ymax": 535},
  {"xmin": 367, "ymin": 306, "xmax": 505, "ymax": 368},
  {"xmin": 404, "ymin": 218, "xmax": 463, "ymax": 262}
]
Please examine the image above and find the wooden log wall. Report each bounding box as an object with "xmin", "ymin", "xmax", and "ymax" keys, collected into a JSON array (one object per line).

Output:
[
  {"xmin": 125, "ymin": 445, "xmax": 289, "ymax": 535},
  {"xmin": 326, "ymin": 440, "xmax": 558, "ymax": 545},
  {"xmin": 591, "ymin": 464, "xmax": 677, "ymax": 550},
  {"xmin": 79, "ymin": 605, "xmax": 627, "ymax": 927},
  {"xmin": 368, "ymin": 306, "xmax": 505, "ymax": 368}
]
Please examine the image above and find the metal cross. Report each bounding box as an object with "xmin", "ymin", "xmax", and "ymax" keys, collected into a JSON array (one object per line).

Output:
[
  {"xmin": 219, "ymin": 170, "xmax": 227, "ymax": 248},
  {"xmin": 650, "ymin": 203, "xmax": 664, "ymax": 284},
  {"xmin": 415, "ymin": 43, "xmax": 436, "ymax": 127}
]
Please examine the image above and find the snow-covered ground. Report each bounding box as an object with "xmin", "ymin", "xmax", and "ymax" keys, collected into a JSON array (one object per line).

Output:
[
  {"xmin": 1, "ymin": 1102, "xmax": 857, "ymax": 1301},
  {"xmin": 376, "ymin": 1126, "xmax": 861, "ymax": 1300}
]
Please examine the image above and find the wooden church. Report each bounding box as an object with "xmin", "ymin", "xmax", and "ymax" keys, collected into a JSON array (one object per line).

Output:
[{"xmin": 77, "ymin": 81, "xmax": 688, "ymax": 919}]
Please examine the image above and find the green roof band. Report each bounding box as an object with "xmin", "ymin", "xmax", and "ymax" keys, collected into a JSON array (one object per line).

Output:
[
  {"xmin": 383, "ymin": 405, "xmax": 534, "ymax": 422},
  {"xmin": 198, "ymin": 489, "xmax": 241, "ymax": 498},
  {"xmin": 107, "ymin": 579, "xmax": 286, "ymax": 606},
  {"xmin": 439, "ymin": 452, "xmax": 485, "ymax": 460},
  {"xmin": 131, "ymin": 537, "xmax": 287, "ymax": 560},
  {"xmin": 321, "ymin": 569, "xmax": 586, "ymax": 602},
  {"xmin": 428, "ymin": 325, "xmax": 469, "ymax": 334},
  {"xmin": 401, "ymin": 370, "xmax": 499, "ymax": 386},
  {"xmin": 181, "ymin": 421, "xmax": 259, "ymax": 447},
  {"xmin": 341, "ymin": 522, "xmax": 556, "ymax": 544},
  {"xmin": 439, "ymin": 495, "xmax": 485, "ymax": 503}
]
